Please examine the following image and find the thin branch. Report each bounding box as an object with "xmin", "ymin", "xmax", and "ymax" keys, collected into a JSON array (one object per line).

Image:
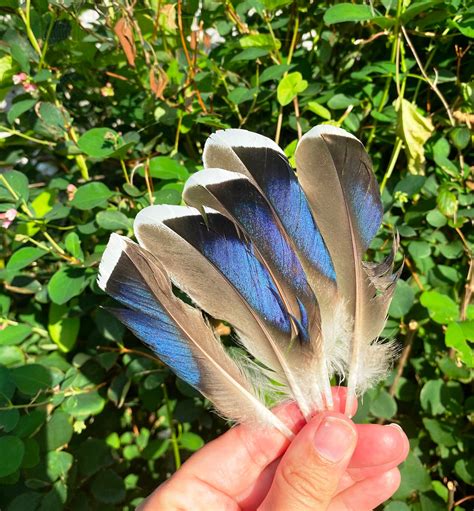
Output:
[
  {"xmin": 401, "ymin": 25, "xmax": 455, "ymax": 126},
  {"xmin": 176, "ymin": 0, "xmax": 207, "ymax": 113}
]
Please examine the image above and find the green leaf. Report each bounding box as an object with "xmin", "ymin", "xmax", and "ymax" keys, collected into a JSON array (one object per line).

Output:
[
  {"xmin": 77, "ymin": 128, "xmax": 123, "ymax": 159},
  {"xmin": 232, "ymin": 48, "xmax": 269, "ymax": 62},
  {"xmin": 139, "ymin": 156, "xmax": 189, "ymax": 181},
  {"xmin": 306, "ymin": 101, "xmax": 331, "ymax": 120},
  {"xmin": 259, "ymin": 64, "xmax": 291, "ymax": 83},
  {"xmin": 77, "ymin": 438, "xmax": 113, "ymax": 477},
  {"xmin": 277, "ymin": 72, "xmax": 308, "ymax": 106},
  {"xmin": 449, "ymin": 126, "xmax": 470, "ymax": 150},
  {"xmin": 30, "ymin": 190, "xmax": 56, "ymax": 218},
  {"xmin": 437, "ymin": 187, "xmax": 458, "ymax": 217},
  {"xmin": 420, "ymin": 379, "xmax": 463, "ymax": 415},
  {"xmin": 0, "ymin": 436, "xmax": 24, "ymax": 477},
  {"xmin": 21, "ymin": 437, "xmax": 39, "ymax": 468},
  {"xmin": 7, "ymin": 493, "xmax": 42, "ymax": 511},
  {"xmin": 228, "ymin": 87, "xmax": 256, "ymax": 105},
  {"xmin": 44, "ymin": 410, "xmax": 73, "ymax": 450},
  {"xmin": 7, "ymin": 98, "xmax": 37, "ymax": 124},
  {"xmin": 423, "ymin": 418, "xmax": 458, "ymax": 446},
  {"xmin": 397, "ymin": 99, "xmax": 434, "ymax": 174},
  {"xmin": 454, "ymin": 458, "xmax": 474, "ymax": 485},
  {"xmin": 180, "ymin": 431, "xmax": 204, "ymax": 451},
  {"xmin": 48, "ymin": 302, "xmax": 79, "ymax": 352},
  {"xmin": 0, "ymin": 323, "xmax": 32, "ymax": 346},
  {"xmin": 37, "ymin": 102, "xmax": 68, "ymax": 135},
  {"xmin": 327, "ymin": 93, "xmax": 359, "ymax": 109},
  {"xmin": 64, "ymin": 232, "xmax": 84, "ymax": 260},
  {"xmin": 47, "ymin": 267, "xmax": 86, "ymax": 305},
  {"xmin": 408, "ymin": 240, "xmax": 431, "ymax": 260},
  {"xmin": 153, "ymin": 188, "xmax": 182, "ymax": 205},
  {"xmin": 445, "ymin": 322, "xmax": 473, "ymax": 367},
  {"xmin": 0, "ymin": 54, "xmax": 14, "ymax": 87},
  {"xmin": 14, "ymin": 410, "xmax": 46, "ymax": 438},
  {"xmin": 6, "ymin": 247, "xmax": 46, "ymax": 272},
  {"xmin": 91, "ymin": 469, "xmax": 126, "ymax": 504},
  {"xmin": 240, "ymin": 34, "xmax": 280, "ymax": 49},
  {"xmin": 394, "ymin": 452, "xmax": 432, "ymax": 499},
  {"xmin": 70, "ymin": 182, "xmax": 114, "ymax": 210},
  {"xmin": 96, "ymin": 210, "xmax": 132, "ymax": 231},
  {"xmin": 0, "ymin": 346, "xmax": 25, "ymax": 367},
  {"xmin": 388, "ymin": 280, "xmax": 415, "ymax": 318},
  {"xmin": 369, "ymin": 388, "xmax": 397, "ymax": 419},
  {"xmin": 0, "ymin": 408, "xmax": 20, "ymax": 432},
  {"xmin": 0, "ymin": 170, "xmax": 29, "ymax": 202},
  {"xmin": 427, "ymin": 210, "xmax": 447, "ymax": 227},
  {"xmin": 46, "ymin": 451, "xmax": 73, "ymax": 482},
  {"xmin": 401, "ymin": 0, "xmax": 445, "ymax": 23},
  {"xmin": 108, "ymin": 373, "xmax": 131, "ymax": 408},
  {"xmin": 420, "ymin": 291, "xmax": 458, "ymax": 324},
  {"xmin": 62, "ymin": 391, "xmax": 105, "ymax": 419},
  {"xmin": 323, "ymin": 4, "xmax": 375, "ymax": 24},
  {"xmin": 11, "ymin": 364, "xmax": 52, "ymax": 395}
]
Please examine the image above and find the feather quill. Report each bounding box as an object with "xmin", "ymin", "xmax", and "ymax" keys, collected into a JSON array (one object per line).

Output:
[{"xmin": 98, "ymin": 233, "xmax": 293, "ymax": 438}]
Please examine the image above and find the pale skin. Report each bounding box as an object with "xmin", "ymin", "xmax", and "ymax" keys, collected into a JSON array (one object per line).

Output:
[{"xmin": 138, "ymin": 387, "xmax": 409, "ymax": 511}]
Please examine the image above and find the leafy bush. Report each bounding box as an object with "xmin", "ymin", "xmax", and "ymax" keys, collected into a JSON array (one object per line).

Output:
[{"xmin": 0, "ymin": 1, "xmax": 472, "ymax": 509}]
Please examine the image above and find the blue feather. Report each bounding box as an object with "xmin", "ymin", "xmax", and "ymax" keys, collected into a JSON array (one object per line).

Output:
[
  {"xmin": 110, "ymin": 307, "xmax": 201, "ymax": 386},
  {"xmin": 164, "ymin": 211, "xmax": 292, "ymax": 335},
  {"xmin": 225, "ymin": 146, "xmax": 336, "ymax": 282},
  {"xmin": 103, "ymin": 252, "xmax": 201, "ymax": 386}
]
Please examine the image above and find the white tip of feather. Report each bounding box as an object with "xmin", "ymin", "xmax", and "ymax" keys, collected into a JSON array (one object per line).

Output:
[
  {"xmin": 206, "ymin": 129, "xmax": 285, "ymax": 154},
  {"xmin": 97, "ymin": 233, "xmax": 128, "ymax": 290},
  {"xmin": 184, "ymin": 168, "xmax": 245, "ymax": 193},
  {"xmin": 301, "ymin": 124, "xmax": 359, "ymax": 142},
  {"xmin": 135, "ymin": 204, "xmax": 199, "ymax": 228},
  {"xmin": 134, "ymin": 204, "xmax": 223, "ymax": 227}
]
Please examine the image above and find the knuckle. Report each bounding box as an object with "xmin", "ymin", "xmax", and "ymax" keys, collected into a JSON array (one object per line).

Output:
[
  {"xmin": 236, "ymin": 426, "xmax": 273, "ymax": 470},
  {"xmin": 276, "ymin": 461, "xmax": 334, "ymax": 507}
]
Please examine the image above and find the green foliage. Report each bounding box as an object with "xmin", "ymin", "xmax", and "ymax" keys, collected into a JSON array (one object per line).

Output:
[{"xmin": 0, "ymin": 1, "xmax": 472, "ymax": 510}]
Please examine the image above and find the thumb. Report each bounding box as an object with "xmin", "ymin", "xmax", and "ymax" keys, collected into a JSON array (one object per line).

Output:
[{"xmin": 259, "ymin": 412, "xmax": 357, "ymax": 511}]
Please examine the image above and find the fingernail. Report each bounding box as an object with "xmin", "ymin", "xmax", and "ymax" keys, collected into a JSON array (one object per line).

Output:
[
  {"xmin": 387, "ymin": 423, "xmax": 404, "ymax": 434},
  {"xmin": 313, "ymin": 416, "xmax": 356, "ymax": 463}
]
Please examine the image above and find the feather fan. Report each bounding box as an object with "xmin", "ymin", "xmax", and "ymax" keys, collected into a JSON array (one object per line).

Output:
[{"xmin": 98, "ymin": 124, "xmax": 399, "ymax": 430}]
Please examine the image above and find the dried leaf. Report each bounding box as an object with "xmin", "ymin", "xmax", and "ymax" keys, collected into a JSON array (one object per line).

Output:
[
  {"xmin": 114, "ymin": 17, "xmax": 136, "ymax": 68},
  {"xmin": 149, "ymin": 66, "xmax": 168, "ymax": 99},
  {"xmin": 159, "ymin": 4, "xmax": 177, "ymax": 33}
]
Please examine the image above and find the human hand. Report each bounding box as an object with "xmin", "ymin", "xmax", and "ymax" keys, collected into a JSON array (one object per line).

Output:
[{"xmin": 138, "ymin": 387, "xmax": 409, "ymax": 511}]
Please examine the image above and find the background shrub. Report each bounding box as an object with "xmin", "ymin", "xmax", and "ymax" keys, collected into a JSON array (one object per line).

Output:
[{"xmin": 0, "ymin": 1, "xmax": 472, "ymax": 509}]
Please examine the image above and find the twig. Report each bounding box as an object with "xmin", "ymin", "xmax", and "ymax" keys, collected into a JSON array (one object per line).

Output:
[
  {"xmin": 293, "ymin": 97, "xmax": 302, "ymax": 140},
  {"xmin": 454, "ymin": 495, "xmax": 474, "ymax": 507},
  {"xmin": 163, "ymin": 383, "xmax": 181, "ymax": 470},
  {"xmin": 401, "ymin": 25, "xmax": 455, "ymax": 126},
  {"xmin": 99, "ymin": 345, "xmax": 163, "ymax": 365},
  {"xmin": 403, "ymin": 257, "xmax": 425, "ymax": 291},
  {"xmin": 447, "ymin": 480, "xmax": 456, "ymax": 510},
  {"xmin": 176, "ymin": 0, "xmax": 207, "ymax": 113},
  {"xmin": 380, "ymin": 138, "xmax": 403, "ymax": 193},
  {"xmin": 389, "ymin": 320, "xmax": 418, "ymax": 397},
  {"xmin": 0, "ymin": 125, "xmax": 56, "ymax": 147},
  {"xmin": 460, "ymin": 257, "xmax": 474, "ymax": 321}
]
